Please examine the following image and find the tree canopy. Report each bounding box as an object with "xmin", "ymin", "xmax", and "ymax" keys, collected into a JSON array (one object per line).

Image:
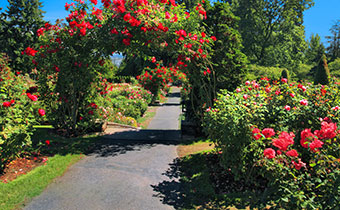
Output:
[
  {"xmin": 0, "ymin": 0, "xmax": 45, "ymax": 73},
  {"xmin": 232, "ymin": 0, "xmax": 314, "ymax": 70}
]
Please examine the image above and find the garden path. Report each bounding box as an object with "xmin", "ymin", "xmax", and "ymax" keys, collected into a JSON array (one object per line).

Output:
[{"xmin": 24, "ymin": 88, "xmax": 182, "ymax": 210}]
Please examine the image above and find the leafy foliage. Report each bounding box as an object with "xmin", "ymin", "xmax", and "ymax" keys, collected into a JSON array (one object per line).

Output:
[
  {"xmin": 233, "ymin": 0, "xmax": 313, "ymax": 70},
  {"xmin": 0, "ymin": 0, "xmax": 44, "ymax": 73},
  {"xmin": 329, "ymin": 57, "xmax": 340, "ymax": 78},
  {"xmin": 245, "ymin": 65, "xmax": 286, "ymax": 81},
  {"xmin": 305, "ymin": 33, "xmax": 325, "ymax": 65},
  {"xmin": 204, "ymin": 1, "xmax": 248, "ymax": 91}
]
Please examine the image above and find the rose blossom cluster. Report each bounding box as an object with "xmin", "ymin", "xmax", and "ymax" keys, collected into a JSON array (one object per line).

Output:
[{"xmin": 256, "ymin": 118, "xmax": 339, "ymax": 170}]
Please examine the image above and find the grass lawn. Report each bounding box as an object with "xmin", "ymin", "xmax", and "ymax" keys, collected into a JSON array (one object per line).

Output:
[
  {"xmin": 0, "ymin": 154, "xmax": 83, "ymax": 210},
  {"xmin": 0, "ymin": 127, "xmax": 101, "ymax": 210},
  {"xmin": 137, "ymin": 106, "xmax": 158, "ymax": 129},
  {"xmin": 174, "ymin": 139, "xmax": 269, "ymax": 210}
]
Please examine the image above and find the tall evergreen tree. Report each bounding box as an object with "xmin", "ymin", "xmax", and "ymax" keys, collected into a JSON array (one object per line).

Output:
[
  {"xmin": 326, "ymin": 20, "xmax": 340, "ymax": 61},
  {"xmin": 314, "ymin": 54, "xmax": 330, "ymax": 85},
  {"xmin": 204, "ymin": 1, "xmax": 248, "ymax": 91},
  {"xmin": 0, "ymin": 0, "xmax": 44, "ymax": 73},
  {"xmin": 305, "ymin": 33, "xmax": 325, "ymax": 65}
]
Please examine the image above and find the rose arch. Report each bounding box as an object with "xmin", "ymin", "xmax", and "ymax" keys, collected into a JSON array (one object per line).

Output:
[{"xmin": 23, "ymin": 0, "xmax": 217, "ymax": 135}]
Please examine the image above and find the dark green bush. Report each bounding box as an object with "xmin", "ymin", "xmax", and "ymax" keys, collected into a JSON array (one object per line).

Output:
[
  {"xmin": 281, "ymin": 69, "xmax": 290, "ymax": 81},
  {"xmin": 314, "ymin": 54, "xmax": 330, "ymax": 85}
]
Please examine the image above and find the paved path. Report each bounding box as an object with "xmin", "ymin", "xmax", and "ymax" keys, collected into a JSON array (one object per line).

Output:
[{"xmin": 24, "ymin": 88, "xmax": 182, "ymax": 210}]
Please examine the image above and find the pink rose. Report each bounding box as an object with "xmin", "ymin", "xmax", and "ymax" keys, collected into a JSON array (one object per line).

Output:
[
  {"xmin": 38, "ymin": 109, "xmax": 45, "ymax": 116},
  {"xmin": 284, "ymin": 105, "xmax": 291, "ymax": 111},
  {"xmin": 300, "ymin": 99, "xmax": 308, "ymax": 106}
]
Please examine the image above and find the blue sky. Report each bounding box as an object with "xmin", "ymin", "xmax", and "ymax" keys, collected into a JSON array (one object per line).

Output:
[
  {"xmin": 304, "ymin": 0, "xmax": 340, "ymax": 45},
  {"xmin": 0, "ymin": 0, "xmax": 339, "ymax": 46}
]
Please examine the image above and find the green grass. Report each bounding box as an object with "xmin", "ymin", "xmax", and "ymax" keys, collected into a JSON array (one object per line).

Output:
[
  {"xmin": 0, "ymin": 127, "xmax": 101, "ymax": 209},
  {"xmin": 176, "ymin": 140, "xmax": 265, "ymax": 210},
  {"xmin": 137, "ymin": 109, "xmax": 157, "ymax": 129},
  {"xmin": 33, "ymin": 125, "xmax": 54, "ymax": 129},
  {"xmin": 176, "ymin": 152, "xmax": 218, "ymax": 210},
  {"xmin": 180, "ymin": 137, "xmax": 213, "ymax": 146},
  {"xmin": 0, "ymin": 154, "xmax": 83, "ymax": 210}
]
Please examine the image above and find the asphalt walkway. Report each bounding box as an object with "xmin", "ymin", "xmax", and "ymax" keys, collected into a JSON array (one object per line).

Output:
[{"xmin": 23, "ymin": 88, "xmax": 182, "ymax": 210}]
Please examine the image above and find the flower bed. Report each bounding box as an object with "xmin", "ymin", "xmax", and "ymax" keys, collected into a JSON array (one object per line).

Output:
[
  {"xmin": 203, "ymin": 78, "xmax": 340, "ymax": 208},
  {"xmin": 93, "ymin": 79, "xmax": 153, "ymax": 127},
  {"xmin": 0, "ymin": 54, "xmax": 45, "ymax": 173}
]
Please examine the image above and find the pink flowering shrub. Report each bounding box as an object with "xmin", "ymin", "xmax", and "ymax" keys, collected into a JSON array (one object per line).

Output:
[
  {"xmin": 203, "ymin": 78, "xmax": 340, "ymax": 208},
  {"xmin": 0, "ymin": 54, "xmax": 45, "ymax": 172},
  {"xmin": 92, "ymin": 79, "xmax": 153, "ymax": 126}
]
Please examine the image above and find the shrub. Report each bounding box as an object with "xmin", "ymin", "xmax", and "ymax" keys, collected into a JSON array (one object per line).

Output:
[
  {"xmin": 294, "ymin": 63, "xmax": 313, "ymax": 81},
  {"xmin": 329, "ymin": 57, "xmax": 340, "ymax": 78},
  {"xmin": 314, "ymin": 54, "xmax": 330, "ymax": 85},
  {"xmin": 203, "ymin": 79, "xmax": 340, "ymax": 208},
  {"xmin": 257, "ymin": 122, "xmax": 340, "ymax": 209},
  {"xmin": 137, "ymin": 65, "xmax": 185, "ymax": 102},
  {"xmin": 94, "ymin": 80, "xmax": 153, "ymax": 126},
  {"xmin": 245, "ymin": 65, "xmax": 286, "ymax": 81},
  {"xmin": 0, "ymin": 54, "xmax": 44, "ymax": 172},
  {"xmin": 281, "ymin": 69, "xmax": 290, "ymax": 81}
]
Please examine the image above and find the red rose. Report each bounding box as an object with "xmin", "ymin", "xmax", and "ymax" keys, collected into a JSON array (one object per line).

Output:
[
  {"xmin": 284, "ymin": 105, "xmax": 291, "ymax": 111},
  {"xmin": 151, "ymin": 57, "xmax": 156, "ymax": 63},
  {"xmin": 252, "ymin": 128, "xmax": 261, "ymax": 140},
  {"xmin": 45, "ymin": 140, "xmax": 50, "ymax": 145},
  {"xmin": 123, "ymin": 38, "xmax": 130, "ymax": 46},
  {"xmin": 286, "ymin": 149, "xmax": 298, "ymax": 157},
  {"xmin": 292, "ymin": 159, "xmax": 305, "ymax": 170},
  {"xmin": 272, "ymin": 131, "xmax": 294, "ymax": 151},
  {"xmin": 38, "ymin": 109, "xmax": 46, "ymax": 116},
  {"xmin": 300, "ymin": 129, "xmax": 315, "ymax": 148},
  {"xmin": 24, "ymin": 47, "xmax": 38, "ymax": 56},
  {"xmin": 3, "ymin": 101, "xmax": 11, "ymax": 107},
  {"xmin": 264, "ymin": 148, "xmax": 276, "ymax": 159},
  {"xmin": 300, "ymin": 99, "xmax": 308, "ymax": 106},
  {"xmin": 309, "ymin": 139, "xmax": 324, "ymax": 152},
  {"xmin": 27, "ymin": 93, "xmax": 38, "ymax": 101},
  {"xmin": 262, "ymin": 128, "xmax": 275, "ymax": 138}
]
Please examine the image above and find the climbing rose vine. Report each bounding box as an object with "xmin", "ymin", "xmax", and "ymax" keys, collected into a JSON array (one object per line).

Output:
[{"xmin": 25, "ymin": 0, "xmax": 216, "ymax": 135}]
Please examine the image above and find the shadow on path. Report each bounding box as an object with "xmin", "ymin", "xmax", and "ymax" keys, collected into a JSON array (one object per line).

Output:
[
  {"xmin": 151, "ymin": 158, "xmax": 186, "ymax": 209},
  {"xmin": 86, "ymin": 134, "xmax": 179, "ymax": 158}
]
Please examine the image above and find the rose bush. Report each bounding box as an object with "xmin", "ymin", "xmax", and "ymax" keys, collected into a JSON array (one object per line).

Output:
[
  {"xmin": 203, "ymin": 78, "xmax": 340, "ymax": 208},
  {"xmin": 0, "ymin": 54, "xmax": 44, "ymax": 173},
  {"xmin": 24, "ymin": 0, "xmax": 215, "ymax": 136},
  {"xmin": 256, "ymin": 121, "xmax": 340, "ymax": 209},
  {"xmin": 137, "ymin": 64, "xmax": 186, "ymax": 102}
]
